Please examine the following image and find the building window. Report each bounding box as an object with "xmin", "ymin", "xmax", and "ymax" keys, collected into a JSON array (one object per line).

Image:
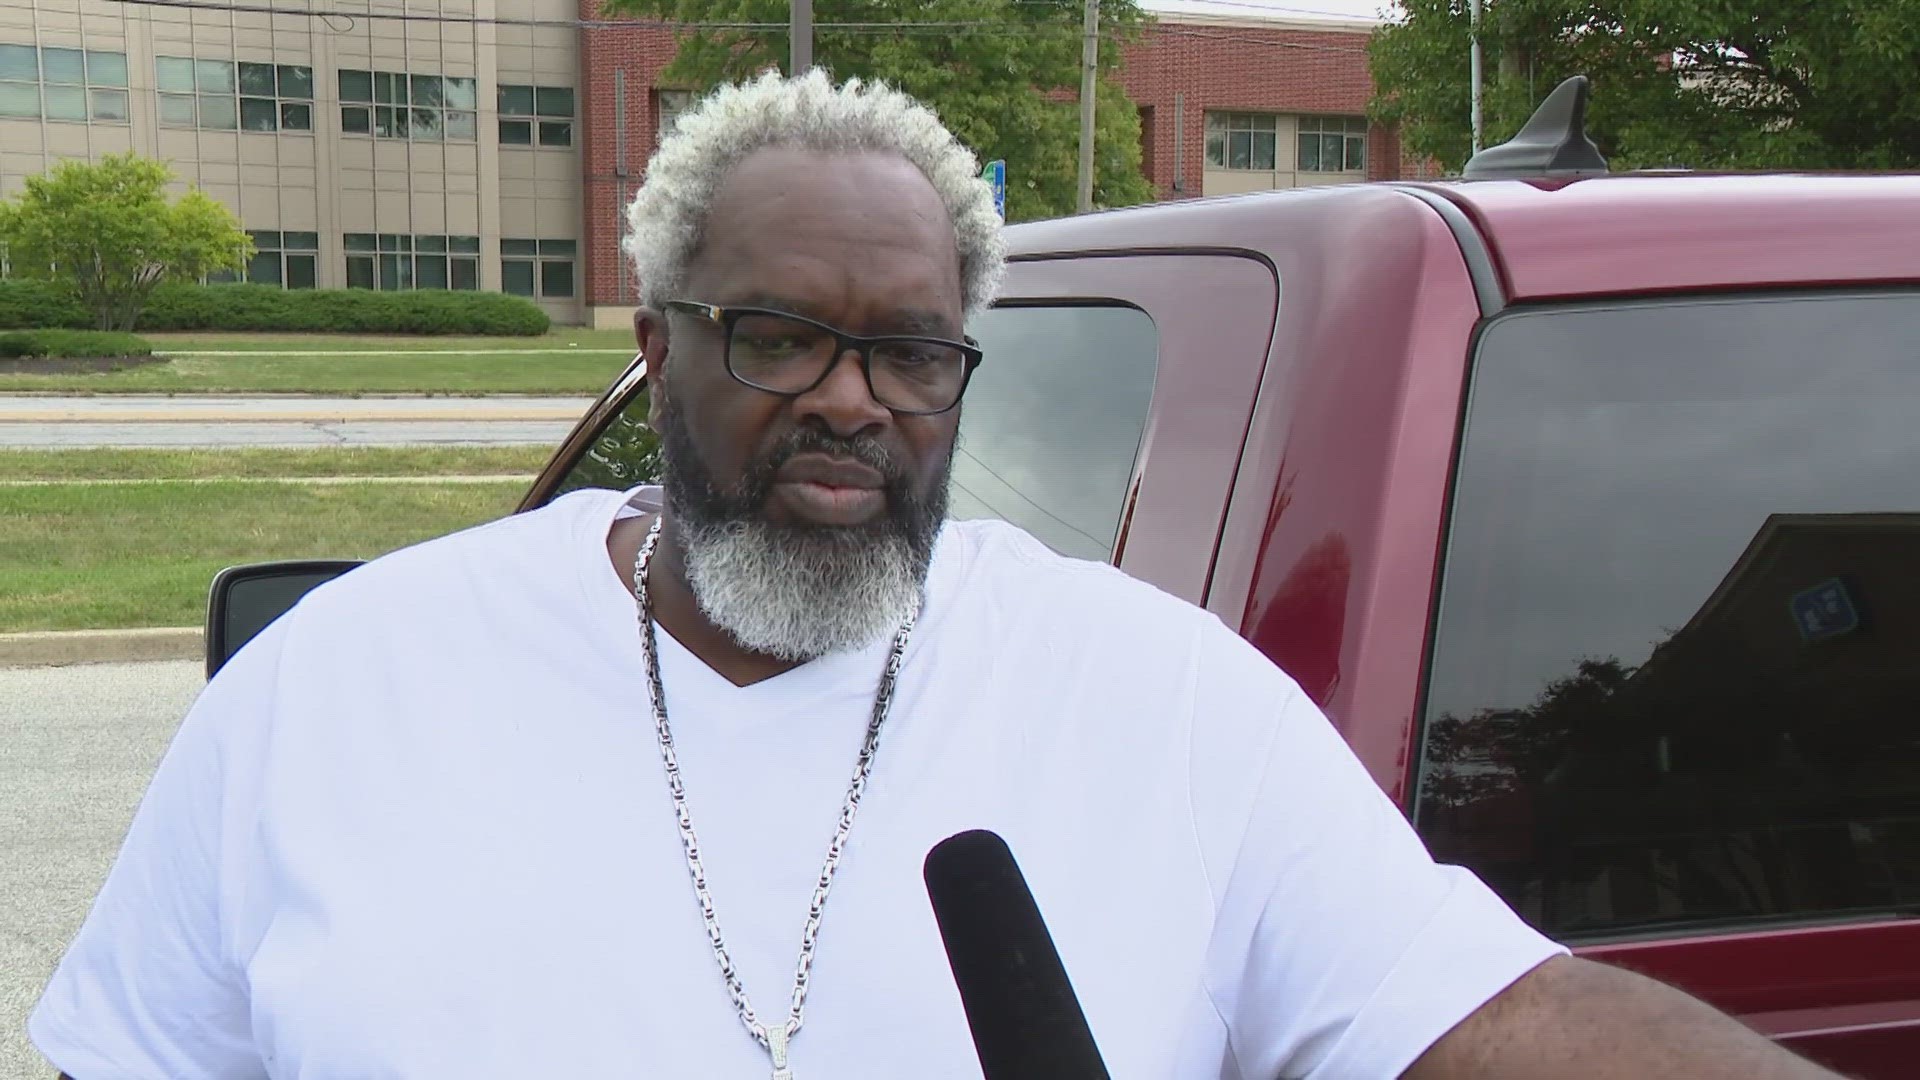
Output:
[
  {"xmin": 157, "ymin": 56, "xmax": 311, "ymax": 132},
  {"xmin": 499, "ymin": 84, "xmax": 573, "ymax": 147},
  {"xmin": 245, "ymin": 230, "xmax": 318, "ymax": 288},
  {"xmin": 0, "ymin": 44, "xmax": 129, "ymax": 123},
  {"xmin": 501, "ymin": 238, "xmax": 575, "ymax": 299},
  {"xmin": 345, "ymin": 233, "xmax": 479, "ymax": 290},
  {"xmin": 340, "ymin": 70, "xmax": 476, "ymax": 141},
  {"xmin": 656, "ymin": 88, "xmax": 692, "ymax": 145},
  {"xmin": 1204, "ymin": 112, "xmax": 1277, "ymax": 171},
  {"xmin": 1299, "ymin": 116, "xmax": 1368, "ymax": 172}
]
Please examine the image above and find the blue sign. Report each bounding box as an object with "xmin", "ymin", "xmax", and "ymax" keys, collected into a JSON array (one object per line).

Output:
[
  {"xmin": 1790, "ymin": 578, "xmax": 1859, "ymax": 643},
  {"xmin": 983, "ymin": 159, "xmax": 1006, "ymax": 218}
]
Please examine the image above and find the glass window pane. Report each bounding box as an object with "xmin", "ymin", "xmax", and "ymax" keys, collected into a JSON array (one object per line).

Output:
[
  {"xmin": 498, "ymin": 119, "xmax": 531, "ymax": 145},
  {"xmin": 340, "ymin": 105, "xmax": 370, "ymax": 134},
  {"xmin": 278, "ymin": 64, "xmax": 312, "ymax": 98},
  {"xmin": 373, "ymin": 105, "xmax": 395, "ymax": 138},
  {"xmin": 443, "ymin": 109, "xmax": 475, "ymax": 141},
  {"xmin": 536, "ymin": 86, "xmax": 573, "ymax": 117},
  {"xmin": 444, "ymin": 76, "xmax": 476, "ymax": 109},
  {"xmin": 410, "ymin": 107, "xmax": 441, "ymax": 140},
  {"xmin": 375, "ymin": 71, "xmax": 399, "ymax": 104},
  {"xmin": 501, "ymin": 260, "xmax": 535, "ymax": 296},
  {"xmin": 238, "ymin": 61, "xmax": 275, "ymax": 96},
  {"xmin": 1345, "ymin": 135, "xmax": 1367, "ymax": 171},
  {"xmin": 343, "ymin": 233, "xmax": 377, "ymax": 252},
  {"xmin": 156, "ymin": 56, "xmax": 195, "ymax": 93},
  {"xmin": 1297, "ymin": 132, "xmax": 1321, "ymax": 171},
  {"xmin": 386, "ymin": 234, "xmax": 412, "ymax": 251},
  {"xmin": 43, "ymin": 85, "xmax": 86, "ymax": 121},
  {"xmin": 1227, "ymin": 130, "xmax": 1251, "ymax": 170},
  {"xmin": 284, "ymin": 232, "xmax": 318, "ymax": 250},
  {"xmin": 89, "ymin": 87, "xmax": 129, "ymax": 122},
  {"xmin": 942, "ymin": 305, "xmax": 1161, "ymax": 560},
  {"xmin": 1324, "ymin": 134, "xmax": 1345, "ymax": 170},
  {"xmin": 286, "ymin": 254, "xmax": 316, "ymax": 289},
  {"xmin": 249, "ymin": 230, "xmax": 282, "ymax": 248},
  {"xmin": 87, "ymin": 50, "xmax": 128, "ymax": 87},
  {"xmin": 415, "ymin": 235, "xmax": 446, "ymax": 252},
  {"xmin": 0, "ymin": 44, "xmax": 36, "ymax": 81},
  {"xmin": 42, "ymin": 47, "xmax": 84, "ymax": 85},
  {"xmin": 199, "ymin": 93, "xmax": 237, "ymax": 130},
  {"xmin": 390, "ymin": 106, "xmax": 409, "ymax": 138},
  {"xmin": 338, "ymin": 69, "xmax": 371, "ymax": 102},
  {"xmin": 1418, "ymin": 292, "xmax": 1920, "ymax": 939},
  {"xmin": 377, "ymin": 253, "xmax": 403, "ymax": 290},
  {"xmin": 196, "ymin": 59, "xmax": 233, "ymax": 94},
  {"xmin": 500, "ymin": 85, "xmax": 533, "ymax": 115},
  {"xmin": 500, "ymin": 238, "xmax": 537, "ymax": 256},
  {"xmin": 247, "ymin": 250, "xmax": 282, "ymax": 285},
  {"xmin": 415, "ymin": 253, "xmax": 449, "ymax": 289},
  {"xmin": 449, "ymin": 235, "xmax": 479, "ymax": 253},
  {"xmin": 538, "ymin": 120, "xmax": 571, "ymax": 147},
  {"xmin": 536, "ymin": 239, "xmax": 575, "ymax": 256},
  {"xmin": 345, "ymin": 254, "xmax": 375, "ymax": 289},
  {"xmin": 540, "ymin": 259, "xmax": 574, "ymax": 298},
  {"xmin": 1205, "ymin": 129, "xmax": 1224, "ymax": 168},
  {"xmin": 280, "ymin": 101, "xmax": 310, "ymax": 131},
  {"xmin": 0, "ymin": 81, "xmax": 38, "ymax": 118},
  {"xmin": 450, "ymin": 257, "xmax": 478, "ymax": 290},
  {"xmin": 410, "ymin": 74, "xmax": 443, "ymax": 107},
  {"xmin": 1252, "ymin": 131, "xmax": 1276, "ymax": 171},
  {"xmin": 159, "ymin": 92, "xmax": 196, "ymax": 126},
  {"xmin": 240, "ymin": 96, "xmax": 278, "ymax": 131}
]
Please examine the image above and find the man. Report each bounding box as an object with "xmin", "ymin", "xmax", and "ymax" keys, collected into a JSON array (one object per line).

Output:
[{"xmin": 33, "ymin": 71, "xmax": 1842, "ymax": 1079}]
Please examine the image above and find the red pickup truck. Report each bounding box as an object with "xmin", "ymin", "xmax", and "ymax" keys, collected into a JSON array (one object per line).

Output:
[{"xmin": 212, "ymin": 80, "xmax": 1920, "ymax": 1075}]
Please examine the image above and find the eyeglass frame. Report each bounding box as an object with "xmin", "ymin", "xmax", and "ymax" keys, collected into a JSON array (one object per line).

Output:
[{"xmin": 663, "ymin": 299, "xmax": 985, "ymax": 416}]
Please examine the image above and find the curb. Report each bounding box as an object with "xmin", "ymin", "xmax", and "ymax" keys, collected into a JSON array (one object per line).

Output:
[
  {"xmin": 0, "ymin": 626, "xmax": 202, "ymax": 668},
  {"xmin": 0, "ymin": 408, "xmax": 585, "ymax": 423}
]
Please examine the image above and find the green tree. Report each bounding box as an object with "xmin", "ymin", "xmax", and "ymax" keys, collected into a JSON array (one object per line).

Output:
[
  {"xmin": 1370, "ymin": 0, "xmax": 1920, "ymax": 175},
  {"xmin": 0, "ymin": 153, "xmax": 251, "ymax": 331},
  {"xmin": 601, "ymin": 0, "xmax": 1156, "ymax": 220}
]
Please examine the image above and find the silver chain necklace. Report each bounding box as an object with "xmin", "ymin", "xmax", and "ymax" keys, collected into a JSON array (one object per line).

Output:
[{"xmin": 631, "ymin": 516, "xmax": 916, "ymax": 1080}]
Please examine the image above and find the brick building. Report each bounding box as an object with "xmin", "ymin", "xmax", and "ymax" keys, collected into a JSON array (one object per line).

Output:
[{"xmin": 0, "ymin": 0, "xmax": 1393, "ymax": 327}]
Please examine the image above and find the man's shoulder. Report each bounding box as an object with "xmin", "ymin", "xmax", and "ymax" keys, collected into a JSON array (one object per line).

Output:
[{"xmin": 933, "ymin": 516, "xmax": 1222, "ymax": 641}]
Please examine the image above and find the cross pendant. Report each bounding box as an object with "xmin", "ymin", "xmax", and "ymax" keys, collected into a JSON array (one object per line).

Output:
[{"xmin": 763, "ymin": 1021, "xmax": 793, "ymax": 1080}]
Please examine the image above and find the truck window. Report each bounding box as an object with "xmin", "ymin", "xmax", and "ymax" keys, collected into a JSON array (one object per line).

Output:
[
  {"xmin": 949, "ymin": 303, "xmax": 1157, "ymax": 560},
  {"xmin": 551, "ymin": 303, "xmax": 1159, "ymax": 563},
  {"xmin": 1415, "ymin": 291, "xmax": 1920, "ymax": 941}
]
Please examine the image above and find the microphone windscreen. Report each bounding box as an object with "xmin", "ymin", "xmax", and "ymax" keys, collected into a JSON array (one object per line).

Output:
[{"xmin": 923, "ymin": 829, "xmax": 1111, "ymax": 1080}]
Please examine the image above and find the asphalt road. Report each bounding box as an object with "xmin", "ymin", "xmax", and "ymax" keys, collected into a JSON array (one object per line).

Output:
[
  {"xmin": 0, "ymin": 660, "xmax": 203, "ymax": 1080},
  {"xmin": 0, "ymin": 395, "xmax": 594, "ymax": 448}
]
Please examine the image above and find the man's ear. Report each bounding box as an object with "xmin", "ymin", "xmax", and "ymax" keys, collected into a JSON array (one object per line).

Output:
[{"xmin": 634, "ymin": 305, "xmax": 671, "ymax": 427}]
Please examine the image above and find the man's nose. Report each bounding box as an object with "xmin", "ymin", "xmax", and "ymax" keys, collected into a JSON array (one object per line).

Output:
[{"xmin": 792, "ymin": 348, "xmax": 891, "ymax": 436}]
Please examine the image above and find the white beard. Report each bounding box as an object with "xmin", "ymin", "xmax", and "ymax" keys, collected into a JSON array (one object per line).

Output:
[{"xmin": 676, "ymin": 517, "xmax": 927, "ymax": 661}]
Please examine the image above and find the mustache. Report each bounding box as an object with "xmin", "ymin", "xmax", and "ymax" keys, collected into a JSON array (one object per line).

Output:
[{"xmin": 735, "ymin": 425, "xmax": 908, "ymax": 504}]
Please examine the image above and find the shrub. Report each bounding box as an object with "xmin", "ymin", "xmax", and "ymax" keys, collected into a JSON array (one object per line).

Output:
[
  {"xmin": 139, "ymin": 283, "xmax": 551, "ymax": 335},
  {"xmin": 0, "ymin": 280, "xmax": 551, "ymax": 335},
  {"xmin": 0, "ymin": 328, "xmax": 152, "ymax": 358},
  {"xmin": 0, "ymin": 280, "xmax": 92, "ymax": 330}
]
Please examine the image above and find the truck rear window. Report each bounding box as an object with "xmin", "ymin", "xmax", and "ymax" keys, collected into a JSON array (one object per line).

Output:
[{"xmin": 1416, "ymin": 291, "xmax": 1920, "ymax": 940}]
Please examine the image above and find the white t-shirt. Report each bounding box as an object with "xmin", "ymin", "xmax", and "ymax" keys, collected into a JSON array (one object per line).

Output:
[{"xmin": 32, "ymin": 485, "xmax": 1565, "ymax": 1080}]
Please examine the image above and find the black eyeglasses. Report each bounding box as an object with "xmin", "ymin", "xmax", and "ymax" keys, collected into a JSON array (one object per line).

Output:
[{"xmin": 664, "ymin": 300, "xmax": 984, "ymax": 415}]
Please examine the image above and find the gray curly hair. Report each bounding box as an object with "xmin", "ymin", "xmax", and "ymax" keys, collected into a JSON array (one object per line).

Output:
[{"xmin": 623, "ymin": 68, "xmax": 1007, "ymax": 321}]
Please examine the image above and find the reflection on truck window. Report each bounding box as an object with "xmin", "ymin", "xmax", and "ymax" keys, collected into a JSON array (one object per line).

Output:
[
  {"xmin": 1417, "ymin": 292, "xmax": 1920, "ymax": 941},
  {"xmin": 951, "ymin": 303, "xmax": 1157, "ymax": 561}
]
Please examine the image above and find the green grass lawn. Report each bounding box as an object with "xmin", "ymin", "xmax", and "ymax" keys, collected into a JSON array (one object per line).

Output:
[
  {"xmin": 0, "ymin": 478, "xmax": 530, "ymax": 632},
  {"xmin": 0, "ymin": 446, "xmax": 552, "ymax": 482},
  {"xmin": 0, "ymin": 327, "xmax": 636, "ymax": 395}
]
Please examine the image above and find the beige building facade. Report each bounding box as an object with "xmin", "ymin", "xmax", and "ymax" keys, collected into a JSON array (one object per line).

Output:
[{"xmin": 0, "ymin": 0, "xmax": 585, "ymax": 324}]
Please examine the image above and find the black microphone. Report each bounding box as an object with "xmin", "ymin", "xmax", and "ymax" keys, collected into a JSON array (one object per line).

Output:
[{"xmin": 923, "ymin": 829, "xmax": 1111, "ymax": 1080}]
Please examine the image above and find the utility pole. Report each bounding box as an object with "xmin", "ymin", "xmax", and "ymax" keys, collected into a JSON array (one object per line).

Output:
[
  {"xmin": 1075, "ymin": 0, "xmax": 1098, "ymax": 213},
  {"xmin": 1468, "ymin": 0, "xmax": 1483, "ymax": 153},
  {"xmin": 791, "ymin": 0, "xmax": 812, "ymax": 75}
]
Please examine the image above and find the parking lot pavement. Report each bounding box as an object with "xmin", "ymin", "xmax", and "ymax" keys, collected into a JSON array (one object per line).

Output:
[{"xmin": 0, "ymin": 660, "xmax": 202, "ymax": 1080}]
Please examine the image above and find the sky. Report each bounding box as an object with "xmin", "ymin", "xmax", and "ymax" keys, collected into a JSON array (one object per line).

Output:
[{"xmin": 1139, "ymin": 0, "xmax": 1402, "ymax": 24}]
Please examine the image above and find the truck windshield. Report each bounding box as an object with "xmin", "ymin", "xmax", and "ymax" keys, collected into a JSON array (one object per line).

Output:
[{"xmin": 1416, "ymin": 291, "xmax": 1920, "ymax": 941}]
